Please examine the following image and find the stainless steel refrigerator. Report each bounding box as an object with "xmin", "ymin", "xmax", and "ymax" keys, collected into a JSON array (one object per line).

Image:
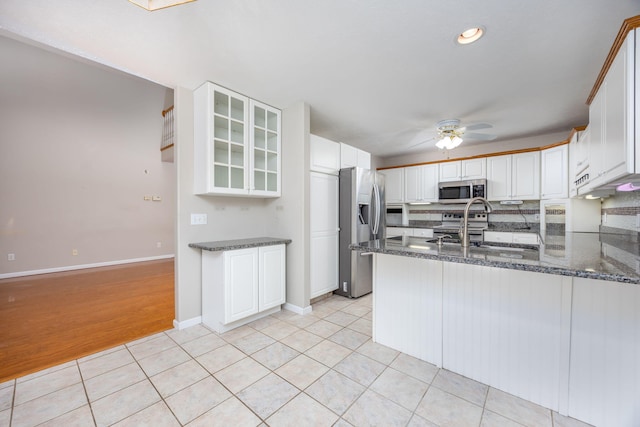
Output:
[{"xmin": 336, "ymin": 167, "xmax": 385, "ymax": 298}]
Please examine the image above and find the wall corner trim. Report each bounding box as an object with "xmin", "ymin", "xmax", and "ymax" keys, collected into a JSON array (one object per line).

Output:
[{"xmin": 283, "ymin": 302, "xmax": 312, "ymax": 315}]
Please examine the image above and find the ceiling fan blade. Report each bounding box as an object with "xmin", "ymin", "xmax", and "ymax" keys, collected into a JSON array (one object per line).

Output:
[
  {"xmin": 463, "ymin": 123, "xmax": 493, "ymax": 131},
  {"xmin": 464, "ymin": 132, "xmax": 497, "ymax": 141},
  {"xmin": 408, "ymin": 136, "xmax": 436, "ymax": 148}
]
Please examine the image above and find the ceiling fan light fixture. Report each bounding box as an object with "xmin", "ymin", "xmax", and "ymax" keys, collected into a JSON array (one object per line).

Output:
[
  {"xmin": 436, "ymin": 135, "xmax": 463, "ymax": 150},
  {"xmin": 457, "ymin": 27, "xmax": 484, "ymax": 45}
]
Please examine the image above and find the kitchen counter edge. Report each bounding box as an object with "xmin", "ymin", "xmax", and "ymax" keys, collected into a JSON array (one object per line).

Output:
[
  {"xmin": 350, "ymin": 240, "xmax": 640, "ymax": 285},
  {"xmin": 189, "ymin": 237, "xmax": 292, "ymax": 252}
]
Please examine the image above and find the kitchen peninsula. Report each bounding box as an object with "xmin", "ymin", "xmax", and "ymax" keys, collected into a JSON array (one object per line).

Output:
[{"xmin": 351, "ymin": 232, "xmax": 639, "ymax": 427}]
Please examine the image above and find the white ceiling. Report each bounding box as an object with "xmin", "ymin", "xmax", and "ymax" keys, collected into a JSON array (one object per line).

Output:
[{"xmin": 1, "ymin": 0, "xmax": 639, "ymax": 157}]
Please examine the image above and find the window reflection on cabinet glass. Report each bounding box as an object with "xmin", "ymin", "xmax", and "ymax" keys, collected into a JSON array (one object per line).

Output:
[
  {"xmin": 214, "ymin": 140, "xmax": 228, "ymax": 164},
  {"xmin": 230, "ymin": 144, "xmax": 244, "ymax": 167},
  {"xmin": 254, "ymin": 149, "xmax": 266, "ymax": 170},
  {"xmin": 214, "ymin": 91, "xmax": 228, "ymax": 116},
  {"xmin": 214, "ymin": 117, "xmax": 229, "ymax": 140},
  {"xmin": 267, "ymin": 132, "xmax": 277, "ymax": 151},
  {"xmin": 254, "ymin": 128, "xmax": 266, "ymax": 149},
  {"xmin": 254, "ymin": 106, "xmax": 266, "ymax": 128},
  {"xmin": 230, "ymin": 167, "xmax": 244, "ymax": 189},
  {"xmin": 230, "ymin": 121, "xmax": 244, "ymax": 144},
  {"xmin": 267, "ymin": 152, "xmax": 277, "ymax": 172},
  {"xmin": 254, "ymin": 170, "xmax": 266, "ymax": 191},
  {"xmin": 267, "ymin": 173, "xmax": 277, "ymax": 191},
  {"xmin": 267, "ymin": 111, "xmax": 278, "ymax": 132},
  {"xmin": 230, "ymin": 98, "xmax": 244, "ymax": 121},
  {"xmin": 215, "ymin": 165, "xmax": 228, "ymax": 188}
]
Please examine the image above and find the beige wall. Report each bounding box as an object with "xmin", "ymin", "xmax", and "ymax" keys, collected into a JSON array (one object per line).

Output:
[{"xmin": 0, "ymin": 36, "xmax": 175, "ymax": 276}]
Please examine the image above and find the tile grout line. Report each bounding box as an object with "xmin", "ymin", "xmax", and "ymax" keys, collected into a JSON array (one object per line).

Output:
[{"xmin": 75, "ymin": 359, "xmax": 98, "ymax": 427}]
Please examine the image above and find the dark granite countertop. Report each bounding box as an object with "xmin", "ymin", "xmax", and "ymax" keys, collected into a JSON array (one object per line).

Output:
[
  {"xmin": 350, "ymin": 232, "xmax": 640, "ymax": 284},
  {"xmin": 392, "ymin": 222, "xmax": 541, "ymax": 234},
  {"xmin": 189, "ymin": 237, "xmax": 292, "ymax": 252}
]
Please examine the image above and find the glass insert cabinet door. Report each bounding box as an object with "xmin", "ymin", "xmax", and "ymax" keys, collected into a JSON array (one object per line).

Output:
[
  {"xmin": 250, "ymin": 99, "xmax": 281, "ymax": 196},
  {"xmin": 211, "ymin": 86, "xmax": 249, "ymax": 192}
]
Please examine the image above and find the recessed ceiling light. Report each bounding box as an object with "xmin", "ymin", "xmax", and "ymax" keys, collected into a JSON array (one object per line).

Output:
[{"xmin": 457, "ymin": 27, "xmax": 484, "ymax": 45}]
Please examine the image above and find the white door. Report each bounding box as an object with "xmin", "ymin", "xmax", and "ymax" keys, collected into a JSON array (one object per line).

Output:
[
  {"xmin": 259, "ymin": 245, "xmax": 286, "ymax": 311},
  {"xmin": 382, "ymin": 168, "xmax": 404, "ymax": 203},
  {"xmin": 310, "ymin": 172, "xmax": 339, "ymax": 298},
  {"xmin": 224, "ymin": 248, "xmax": 259, "ymax": 323},
  {"xmin": 422, "ymin": 164, "xmax": 439, "ymax": 202},
  {"xmin": 404, "ymin": 166, "xmax": 421, "ymax": 203}
]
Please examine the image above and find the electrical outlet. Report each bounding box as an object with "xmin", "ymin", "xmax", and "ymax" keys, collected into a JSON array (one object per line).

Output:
[
  {"xmin": 7, "ymin": 253, "xmax": 15, "ymax": 261},
  {"xmin": 603, "ymin": 213, "xmax": 607, "ymax": 223},
  {"xmin": 636, "ymin": 213, "xmax": 640, "ymax": 229},
  {"xmin": 156, "ymin": 241, "xmax": 162, "ymax": 248},
  {"xmin": 72, "ymin": 249, "xmax": 78, "ymax": 256},
  {"xmin": 534, "ymin": 214, "xmax": 540, "ymax": 221},
  {"xmin": 190, "ymin": 213, "xmax": 207, "ymax": 225}
]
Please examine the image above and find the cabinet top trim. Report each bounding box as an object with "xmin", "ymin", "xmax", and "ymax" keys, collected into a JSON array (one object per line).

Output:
[
  {"xmin": 377, "ymin": 126, "xmax": 584, "ymax": 171},
  {"xmin": 586, "ymin": 15, "xmax": 640, "ymax": 105}
]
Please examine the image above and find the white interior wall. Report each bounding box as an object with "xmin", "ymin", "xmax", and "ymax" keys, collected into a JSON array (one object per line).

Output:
[{"xmin": 0, "ymin": 35, "xmax": 175, "ymax": 276}]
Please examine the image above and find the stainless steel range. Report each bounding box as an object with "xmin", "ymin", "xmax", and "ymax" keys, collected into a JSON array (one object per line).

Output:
[{"xmin": 432, "ymin": 212, "xmax": 488, "ymax": 243}]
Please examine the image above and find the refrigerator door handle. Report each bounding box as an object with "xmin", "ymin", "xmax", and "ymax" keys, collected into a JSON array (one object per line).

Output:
[{"xmin": 372, "ymin": 183, "xmax": 381, "ymax": 236}]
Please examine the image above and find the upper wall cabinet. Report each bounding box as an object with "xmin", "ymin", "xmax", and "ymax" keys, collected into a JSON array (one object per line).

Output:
[
  {"xmin": 541, "ymin": 144, "xmax": 568, "ymax": 199},
  {"xmin": 439, "ymin": 158, "xmax": 486, "ymax": 182},
  {"xmin": 486, "ymin": 152, "xmax": 540, "ymax": 201},
  {"xmin": 586, "ymin": 29, "xmax": 636, "ymax": 190},
  {"xmin": 404, "ymin": 164, "xmax": 438, "ymax": 203},
  {"xmin": 381, "ymin": 168, "xmax": 404, "ymax": 203},
  {"xmin": 340, "ymin": 143, "xmax": 371, "ymax": 169},
  {"xmin": 193, "ymin": 82, "xmax": 281, "ymax": 197},
  {"xmin": 310, "ymin": 134, "xmax": 340, "ymax": 175}
]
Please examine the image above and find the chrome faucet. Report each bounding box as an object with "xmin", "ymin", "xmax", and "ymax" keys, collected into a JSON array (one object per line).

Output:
[{"xmin": 460, "ymin": 197, "xmax": 493, "ymax": 248}]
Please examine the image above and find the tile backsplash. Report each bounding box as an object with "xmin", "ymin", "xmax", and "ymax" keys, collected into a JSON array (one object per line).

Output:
[
  {"xmin": 407, "ymin": 201, "xmax": 540, "ymax": 230},
  {"xmin": 601, "ymin": 190, "xmax": 640, "ymax": 233}
]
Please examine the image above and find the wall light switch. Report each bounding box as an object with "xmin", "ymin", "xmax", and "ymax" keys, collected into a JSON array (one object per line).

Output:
[
  {"xmin": 7, "ymin": 253, "xmax": 15, "ymax": 261},
  {"xmin": 152, "ymin": 196, "xmax": 162, "ymax": 201},
  {"xmin": 191, "ymin": 213, "xmax": 207, "ymax": 225},
  {"xmin": 143, "ymin": 195, "xmax": 152, "ymax": 201}
]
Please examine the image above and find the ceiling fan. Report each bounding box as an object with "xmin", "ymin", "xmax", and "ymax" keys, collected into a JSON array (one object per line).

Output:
[{"xmin": 415, "ymin": 119, "xmax": 497, "ymax": 150}]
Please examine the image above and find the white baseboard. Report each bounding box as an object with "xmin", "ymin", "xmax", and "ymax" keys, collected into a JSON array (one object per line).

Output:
[
  {"xmin": 0, "ymin": 255, "xmax": 175, "ymax": 280},
  {"xmin": 283, "ymin": 302, "xmax": 313, "ymax": 315},
  {"xmin": 173, "ymin": 316, "xmax": 202, "ymax": 330}
]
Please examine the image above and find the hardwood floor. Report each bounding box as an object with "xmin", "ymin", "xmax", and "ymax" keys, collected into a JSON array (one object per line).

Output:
[{"xmin": 0, "ymin": 259, "xmax": 175, "ymax": 383}]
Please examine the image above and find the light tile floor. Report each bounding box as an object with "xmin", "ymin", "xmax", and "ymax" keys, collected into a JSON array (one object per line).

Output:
[{"xmin": 1, "ymin": 294, "xmax": 594, "ymax": 427}]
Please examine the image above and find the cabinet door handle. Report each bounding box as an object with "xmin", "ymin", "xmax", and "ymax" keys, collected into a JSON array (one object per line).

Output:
[{"xmin": 360, "ymin": 252, "xmax": 374, "ymax": 256}]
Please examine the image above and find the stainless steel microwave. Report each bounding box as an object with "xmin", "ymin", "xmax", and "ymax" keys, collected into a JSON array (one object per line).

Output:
[{"xmin": 438, "ymin": 179, "xmax": 487, "ymax": 204}]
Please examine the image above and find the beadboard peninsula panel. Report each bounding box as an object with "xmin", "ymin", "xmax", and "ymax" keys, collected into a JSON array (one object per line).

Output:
[
  {"xmin": 373, "ymin": 254, "xmax": 443, "ymax": 366},
  {"xmin": 442, "ymin": 263, "xmax": 572, "ymax": 412},
  {"xmin": 569, "ymin": 278, "xmax": 640, "ymax": 427}
]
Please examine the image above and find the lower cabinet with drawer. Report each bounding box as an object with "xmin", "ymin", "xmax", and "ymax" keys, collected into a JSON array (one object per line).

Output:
[
  {"xmin": 202, "ymin": 244, "xmax": 286, "ymax": 333},
  {"xmin": 484, "ymin": 231, "xmax": 539, "ymax": 245}
]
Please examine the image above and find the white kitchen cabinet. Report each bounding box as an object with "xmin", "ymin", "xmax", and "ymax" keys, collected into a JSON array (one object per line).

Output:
[
  {"xmin": 310, "ymin": 172, "xmax": 339, "ymax": 298},
  {"xmin": 587, "ymin": 30, "xmax": 636, "ymax": 189},
  {"xmin": 193, "ymin": 82, "xmax": 281, "ymax": 197},
  {"xmin": 386, "ymin": 227, "xmax": 412, "ymax": 237},
  {"xmin": 412, "ymin": 228, "xmax": 434, "ymax": 238},
  {"xmin": 357, "ymin": 149, "xmax": 371, "ymax": 169},
  {"xmin": 202, "ymin": 244, "xmax": 286, "ymax": 332},
  {"xmin": 438, "ymin": 158, "xmax": 486, "ymax": 182},
  {"xmin": 381, "ymin": 168, "xmax": 404, "ymax": 203},
  {"xmin": 487, "ymin": 152, "xmax": 540, "ymax": 201},
  {"xmin": 258, "ymin": 245, "xmax": 286, "ymax": 311},
  {"xmin": 310, "ymin": 134, "xmax": 340, "ymax": 175},
  {"xmin": 404, "ymin": 164, "xmax": 438, "ymax": 203},
  {"xmin": 541, "ymin": 144, "xmax": 569, "ymax": 199},
  {"xmin": 340, "ymin": 143, "xmax": 371, "ymax": 169},
  {"xmin": 569, "ymin": 129, "xmax": 589, "ymax": 197},
  {"xmin": 484, "ymin": 231, "xmax": 539, "ymax": 245}
]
